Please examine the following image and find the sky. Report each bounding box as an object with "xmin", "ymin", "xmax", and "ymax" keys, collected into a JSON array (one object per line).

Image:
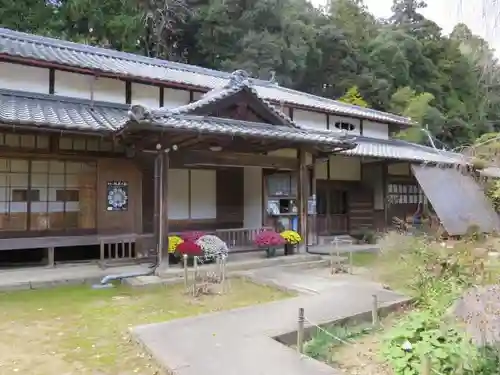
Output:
[{"xmin": 314, "ymin": 0, "xmax": 500, "ymax": 55}]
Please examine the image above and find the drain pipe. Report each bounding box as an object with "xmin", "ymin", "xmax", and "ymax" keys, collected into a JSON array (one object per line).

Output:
[{"xmin": 91, "ymin": 256, "xmax": 159, "ymax": 289}]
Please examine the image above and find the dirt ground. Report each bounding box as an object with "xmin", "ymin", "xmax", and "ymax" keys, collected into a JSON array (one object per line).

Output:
[{"xmin": 0, "ymin": 278, "xmax": 293, "ymax": 375}]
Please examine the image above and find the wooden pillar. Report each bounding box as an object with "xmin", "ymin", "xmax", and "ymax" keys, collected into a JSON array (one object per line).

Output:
[
  {"xmin": 382, "ymin": 161, "xmax": 389, "ymax": 228},
  {"xmin": 157, "ymin": 150, "xmax": 170, "ymax": 268},
  {"xmin": 310, "ymin": 156, "xmax": 317, "ymax": 246},
  {"xmin": 297, "ymin": 149, "xmax": 308, "ymax": 252}
]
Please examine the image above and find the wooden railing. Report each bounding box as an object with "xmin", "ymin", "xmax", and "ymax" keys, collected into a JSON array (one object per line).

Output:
[
  {"xmin": 215, "ymin": 227, "xmax": 272, "ymax": 252},
  {"xmin": 99, "ymin": 233, "xmax": 155, "ymax": 266},
  {"xmin": 316, "ymin": 214, "xmax": 349, "ymax": 235}
]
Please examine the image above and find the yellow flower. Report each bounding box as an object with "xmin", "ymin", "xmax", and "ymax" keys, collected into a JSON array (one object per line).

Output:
[
  {"xmin": 280, "ymin": 230, "xmax": 302, "ymax": 245},
  {"xmin": 168, "ymin": 235, "xmax": 184, "ymax": 254}
]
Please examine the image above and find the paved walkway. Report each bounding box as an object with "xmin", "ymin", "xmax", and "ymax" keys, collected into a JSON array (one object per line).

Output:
[
  {"xmin": 308, "ymin": 243, "xmax": 379, "ymax": 255},
  {"xmin": 133, "ymin": 264, "xmax": 409, "ymax": 375}
]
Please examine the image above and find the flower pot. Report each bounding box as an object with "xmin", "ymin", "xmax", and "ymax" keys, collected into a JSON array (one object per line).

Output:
[
  {"xmin": 169, "ymin": 253, "xmax": 180, "ymax": 264},
  {"xmin": 266, "ymin": 247, "xmax": 277, "ymax": 258},
  {"xmin": 284, "ymin": 243, "xmax": 296, "ymax": 255}
]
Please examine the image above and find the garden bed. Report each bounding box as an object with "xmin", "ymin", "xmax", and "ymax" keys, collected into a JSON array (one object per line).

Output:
[
  {"xmin": 0, "ymin": 278, "xmax": 293, "ymax": 375},
  {"xmin": 304, "ymin": 309, "xmax": 409, "ymax": 375}
]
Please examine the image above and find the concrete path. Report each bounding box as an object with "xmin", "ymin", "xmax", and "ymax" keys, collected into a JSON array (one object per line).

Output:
[
  {"xmin": 133, "ymin": 265, "xmax": 409, "ymax": 375},
  {"xmin": 0, "ymin": 263, "xmax": 153, "ymax": 290}
]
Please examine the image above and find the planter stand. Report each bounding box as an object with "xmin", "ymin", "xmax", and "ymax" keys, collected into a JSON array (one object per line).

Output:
[
  {"xmin": 284, "ymin": 243, "xmax": 296, "ymax": 256},
  {"xmin": 266, "ymin": 247, "xmax": 277, "ymax": 258}
]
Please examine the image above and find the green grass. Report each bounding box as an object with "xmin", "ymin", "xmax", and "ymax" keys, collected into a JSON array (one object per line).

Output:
[
  {"xmin": 0, "ymin": 278, "xmax": 293, "ymax": 375},
  {"xmin": 350, "ymin": 251, "xmax": 378, "ymax": 267}
]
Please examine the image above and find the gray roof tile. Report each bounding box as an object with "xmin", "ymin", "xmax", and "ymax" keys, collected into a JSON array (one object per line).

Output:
[
  {"xmin": 344, "ymin": 136, "xmax": 467, "ymax": 164},
  {"xmin": 146, "ymin": 70, "xmax": 298, "ymax": 128},
  {"xmin": 129, "ymin": 113, "xmax": 354, "ymax": 148},
  {"xmin": 0, "ymin": 89, "xmax": 128, "ymax": 131},
  {"xmin": 0, "ymin": 28, "xmax": 411, "ymax": 126}
]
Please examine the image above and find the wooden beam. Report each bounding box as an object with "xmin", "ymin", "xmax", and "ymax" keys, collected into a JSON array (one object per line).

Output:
[
  {"xmin": 176, "ymin": 150, "xmax": 299, "ymax": 169},
  {"xmin": 297, "ymin": 148, "xmax": 308, "ymax": 251}
]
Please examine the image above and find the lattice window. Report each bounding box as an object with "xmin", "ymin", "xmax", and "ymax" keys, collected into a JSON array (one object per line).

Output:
[
  {"xmin": 0, "ymin": 158, "xmax": 97, "ymax": 233},
  {"xmin": 387, "ymin": 183, "xmax": 423, "ymax": 204}
]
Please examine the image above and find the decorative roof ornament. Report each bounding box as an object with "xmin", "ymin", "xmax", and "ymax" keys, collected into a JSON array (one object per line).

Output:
[
  {"xmin": 128, "ymin": 104, "xmax": 152, "ymax": 122},
  {"xmin": 229, "ymin": 70, "xmax": 250, "ymax": 86},
  {"xmin": 269, "ymin": 70, "xmax": 278, "ymax": 85}
]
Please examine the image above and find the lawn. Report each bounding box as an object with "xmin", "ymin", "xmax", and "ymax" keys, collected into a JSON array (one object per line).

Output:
[
  {"xmin": 0, "ymin": 278, "xmax": 294, "ymax": 375},
  {"xmin": 350, "ymin": 250, "xmax": 378, "ymax": 267}
]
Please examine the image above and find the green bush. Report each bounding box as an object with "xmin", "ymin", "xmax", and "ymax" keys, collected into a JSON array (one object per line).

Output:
[{"xmin": 382, "ymin": 310, "xmax": 481, "ymax": 375}]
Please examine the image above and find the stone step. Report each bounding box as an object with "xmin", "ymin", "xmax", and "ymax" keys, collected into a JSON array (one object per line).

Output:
[
  {"xmin": 317, "ymin": 235, "xmax": 354, "ymax": 246},
  {"xmin": 278, "ymin": 258, "xmax": 333, "ymax": 271}
]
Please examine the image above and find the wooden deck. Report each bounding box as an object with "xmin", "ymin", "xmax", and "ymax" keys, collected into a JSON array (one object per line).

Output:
[{"xmin": 0, "ymin": 227, "xmax": 273, "ymax": 268}]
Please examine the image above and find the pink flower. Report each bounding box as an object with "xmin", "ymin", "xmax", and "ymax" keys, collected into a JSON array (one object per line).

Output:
[
  {"xmin": 176, "ymin": 241, "xmax": 203, "ymax": 256},
  {"xmin": 254, "ymin": 231, "xmax": 285, "ymax": 247},
  {"xmin": 180, "ymin": 231, "xmax": 206, "ymax": 242}
]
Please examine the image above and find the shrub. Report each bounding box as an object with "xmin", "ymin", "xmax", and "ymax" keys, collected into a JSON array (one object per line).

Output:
[
  {"xmin": 180, "ymin": 231, "xmax": 206, "ymax": 242},
  {"xmin": 196, "ymin": 234, "xmax": 228, "ymax": 262},
  {"xmin": 176, "ymin": 241, "xmax": 203, "ymax": 257},
  {"xmin": 382, "ymin": 310, "xmax": 481, "ymax": 375},
  {"xmin": 168, "ymin": 235, "xmax": 184, "ymax": 254},
  {"xmin": 280, "ymin": 230, "xmax": 302, "ymax": 245},
  {"xmin": 254, "ymin": 230, "xmax": 285, "ymax": 248}
]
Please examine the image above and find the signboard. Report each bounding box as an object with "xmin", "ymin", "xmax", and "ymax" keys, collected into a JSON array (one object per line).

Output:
[
  {"xmin": 307, "ymin": 194, "xmax": 317, "ymax": 215},
  {"xmin": 106, "ymin": 181, "xmax": 129, "ymax": 211}
]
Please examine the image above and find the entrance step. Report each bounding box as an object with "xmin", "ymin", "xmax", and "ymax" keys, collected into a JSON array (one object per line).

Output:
[
  {"xmin": 278, "ymin": 258, "xmax": 332, "ymax": 271},
  {"xmin": 317, "ymin": 235, "xmax": 354, "ymax": 246},
  {"xmin": 156, "ymin": 253, "xmax": 323, "ymax": 280}
]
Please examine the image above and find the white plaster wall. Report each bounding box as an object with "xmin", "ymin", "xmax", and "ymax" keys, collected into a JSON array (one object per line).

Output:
[
  {"xmin": 190, "ymin": 169, "xmax": 216, "ymax": 219},
  {"xmin": 131, "ymin": 83, "xmax": 160, "ymax": 107},
  {"xmin": 243, "ymin": 167, "xmax": 262, "ymax": 228},
  {"xmin": 54, "ymin": 70, "xmax": 91, "ymax": 99},
  {"xmin": 329, "ymin": 155, "xmax": 361, "ymax": 181},
  {"xmin": 388, "ymin": 163, "xmax": 410, "ymax": 176},
  {"xmin": 0, "ymin": 62, "xmax": 49, "ymax": 94},
  {"xmin": 54, "ymin": 71, "xmax": 126, "ymax": 103},
  {"xmin": 163, "ymin": 87, "xmax": 190, "ymax": 108},
  {"xmin": 363, "ymin": 120, "xmax": 389, "ymax": 140},
  {"xmin": 93, "ymin": 76, "xmax": 126, "ymax": 103},
  {"xmin": 167, "ymin": 169, "xmax": 217, "ymax": 219},
  {"xmin": 293, "ymin": 109, "xmax": 327, "ymax": 130},
  {"xmin": 329, "ymin": 115, "xmax": 361, "ymax": 135},
  {"xmin": 267, "ymin": 149, "xmax": 297, "ymax": 158},
  {"xmin": 192, "ymin": 91, "xmax": 204, "ymax": 101},
  {"xmin": 168, "ymin": 169, "xmax": 189, "ymax": 219},
  {"xmin": 314, "ymin": 162, "xmax": 328, "ymax": 180}
]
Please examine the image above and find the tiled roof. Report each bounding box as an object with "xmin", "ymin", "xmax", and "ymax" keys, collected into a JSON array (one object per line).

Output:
[
  {"xmin": 126, "ymin": 113, "xmax": 355, "ymax": 149},
  {"xmin": 344, "ymin": 136, "xmax": 467, "ymax": 164},
  {"xmin": 148, "ymin": 70, "xmax": 297, "ymax": 128},
  {"xmin": 0, "ymin": 89, "xmax": 128, "ymax": 131},
  {"xmin": 0, "ymin": 28, "xmax": 412, "ymax": 126}
]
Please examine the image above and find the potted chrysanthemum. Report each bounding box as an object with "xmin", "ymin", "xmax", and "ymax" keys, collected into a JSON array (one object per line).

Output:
[
  {"xmin": 195, "ymin": 234, "xmax": 229, "ymax": 263},
  {"xmin": 176, "ymin": 241, "xmax": 203, "ymax": 266},
  {"xmin": 279, "ymin": 230, "xmax": 302, "ymax": 255},
  {"xmin": 254, "ymin": 230, "xmax": 285, "ymax": 258},
  {"xmin": 168, "ymin": 235, "xmax": 184, "ymax": 264}
]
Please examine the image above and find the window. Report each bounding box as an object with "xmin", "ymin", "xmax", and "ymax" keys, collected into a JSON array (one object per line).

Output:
[
  {"xmin": 266, "ymin": 173, "xmax": 297, "ymax": 197},
  {"xmin": 0, "ymin": 158, "xmax": 97, "ymax": 233},
  {"xmin": 334, "ymin": 122, "xmax": 356, "ymax": 131},
  {"xmin": 387, "ymin": 183, "xmax": 423, "ymax": 204}
]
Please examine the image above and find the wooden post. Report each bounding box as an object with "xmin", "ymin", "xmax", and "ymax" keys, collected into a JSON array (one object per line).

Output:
[
  {"xmin": 157, "ymin": 150, "xmax": 170, "ymax": 269},
  {"xmin": 297, "ymin": 149, "xmax": 308, "ymax": 252},
  {"xmin": 372, "ymin": 294, "xmax": 379, "ymax": 327},
  {"xmin": 183, "ymin": 254, "xmax": 188, "ymax": 290},
  {"xmin": 421, "ymin": 354, "xmax": 431, "ymax": 375},
  {"xmin": 349, "ymin": 250, "xmax": 353, "ymax": 274},
  {"xmin": 192, "ymin": 256, "xmax": 198, "ymax": 296},
  {"xmin": 297, "ymin": 307, "xmax": 305, "ymax": 353}
]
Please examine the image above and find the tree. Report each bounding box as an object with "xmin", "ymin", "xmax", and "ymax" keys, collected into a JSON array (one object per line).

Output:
[{"xmin": 338, "ymin": 86, "xmax": 369, "ymax": 107}]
